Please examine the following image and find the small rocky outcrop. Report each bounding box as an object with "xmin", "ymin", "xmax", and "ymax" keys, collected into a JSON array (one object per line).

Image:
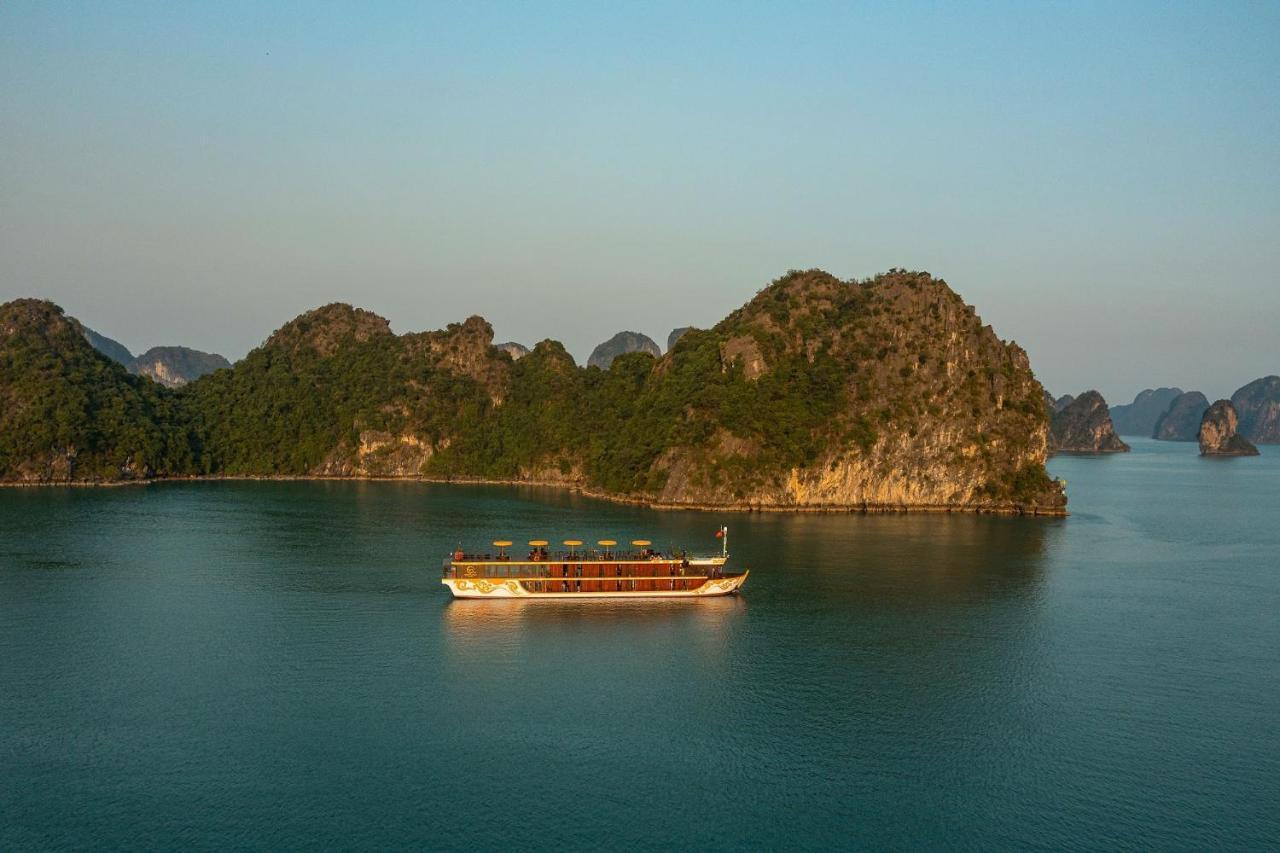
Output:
[
  {"xmin": 587, "ymin": 331, "xmax": 661, "ymax": 369},
  {"xmin": 1049, "ymin": 390, "xmax": 1130, "ymax": 453},
  {"xmin": 1199, "ymin": 400, "xmax": 1260, "ymax": 456},
  {"xmin": 496, "ymin": 341, "xmax": 529, "ymax": 360},
  {"xmin": 1230, "ymin": 376, "xmax": 1280, "ymax": 444},
  {"xmin": 405, "ymin": 316, "xmax": 511, "ymax": 405},
  {"xmin": 267, "ymin": 303, "xmax": 393, "ymax": 357},
  {"xmin": 719, "ymin": 334, "xmax": 768, "ymax": 380},
  {"xmin": 1152, "ymin": 391, "xmax": 1209, "ymax": 441},
  {"xmin": 667, "ymin": 327, "xmax": 694, "ymax": 351},
  {"xmin": 1109, "ymin": 387, "xmax": 1183, "ymax": 436}
]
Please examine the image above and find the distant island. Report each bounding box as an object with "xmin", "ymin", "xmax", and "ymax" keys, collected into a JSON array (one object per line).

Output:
[
  {"xmin": 1153, "ymin": 392, "xmax": 1209, "ymax": 441},
  {"xmin": 667, "ymin": 327, "xmax": 695, "ymax": 351},
  {"xmin": 82, "ymin": 327, "xmax": 230, "ymax": 387},
  {"xmin": 1047, "ymin": 390, "xmax": 1129, "ymax": 454},
  {"xmin": 587, "ymin": 331, "xmax": 662, "ymax": 370},
  {"xmin": 1108, "ymin": 387, "xmax": 1182, "ymax": 436},
  {"xmin": 1110, "ymin": 381, "xmax": 1279, "ymax": 444},
  {"xmin": 0, "ymin": 270, "xmax": 1066, "ymax": 514},
  {"xmin": 1231, "ymin": 377, "xmax": 1280, "ymax": 444}
]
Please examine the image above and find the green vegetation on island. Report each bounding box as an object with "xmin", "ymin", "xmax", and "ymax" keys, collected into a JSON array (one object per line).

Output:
[
  {"xmin": 1, "ymin": 270, "xmax": 1067, "ymax": 514},
  {"xmin": 0, "ymin": 300, "xmax": 195, "ymax": 480}
]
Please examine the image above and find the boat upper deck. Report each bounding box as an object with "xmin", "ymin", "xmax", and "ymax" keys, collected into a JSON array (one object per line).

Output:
[
  {"xmin": 451, "ymin": 551, "xmax": 683, "ymax": 566},
  {"xmin": 449, "ymin": 537, "xmax": 696, "ymax": 566}
]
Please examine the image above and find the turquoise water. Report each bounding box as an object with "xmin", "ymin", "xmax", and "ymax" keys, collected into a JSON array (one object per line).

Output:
[{"xmin": 2, "ymin": 438, "xmax": 1277, "ymax": 850}]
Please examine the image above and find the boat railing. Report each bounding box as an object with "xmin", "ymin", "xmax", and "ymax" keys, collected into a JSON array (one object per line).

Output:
[
  {"xmin": 449, "ymin": 549, "xmax": 678, "ymax": 564},
  {"xmin": 441, "ymin": 562, "xmax": 721, "ymax": 580}
]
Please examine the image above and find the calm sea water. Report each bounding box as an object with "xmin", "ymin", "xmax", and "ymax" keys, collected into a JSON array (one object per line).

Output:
[{"xmin": 2, "ymin": 438, "xmax": 1277, "ymax": 851}]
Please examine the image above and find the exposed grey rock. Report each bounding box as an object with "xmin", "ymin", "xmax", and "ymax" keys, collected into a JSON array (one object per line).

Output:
[
  {"xmin": 587, "ymin": 331, "xmax": 661, "ymax": 370},
  {"xmin": 496, "ymin": 341, "xmax": 529, "ymax": 360}
]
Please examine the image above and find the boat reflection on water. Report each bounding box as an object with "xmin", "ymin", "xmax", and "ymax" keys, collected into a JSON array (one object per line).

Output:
[{"xmin": 440, "ymin": 594, "xmax": 747, "ymax": 669}]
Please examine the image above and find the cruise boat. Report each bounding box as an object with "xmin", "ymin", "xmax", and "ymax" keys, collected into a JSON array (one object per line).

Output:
[{"xmin": 441, "ymin": 526, "xmax": 748, "ymax": 599}]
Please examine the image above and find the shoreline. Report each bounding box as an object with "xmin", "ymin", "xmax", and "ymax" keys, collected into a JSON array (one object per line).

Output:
[{"xmin": 0, "ymin": 473, "xmax": 1069, "ymax": 517}]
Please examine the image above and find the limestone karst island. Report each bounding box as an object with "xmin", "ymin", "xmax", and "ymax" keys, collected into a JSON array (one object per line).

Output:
[{"xmin": 1, "ymin": 269, "xmax": 1067, "ymax": 515}]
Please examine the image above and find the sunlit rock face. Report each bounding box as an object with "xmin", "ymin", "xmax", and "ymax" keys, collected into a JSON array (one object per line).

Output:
[
  {"xmin": 1199, "ymin": 400, "xmax": 1259, "ymax": 457},
  {"xmin": 496, "ymin": 341, "xmax": 529, "ymax": 360}
]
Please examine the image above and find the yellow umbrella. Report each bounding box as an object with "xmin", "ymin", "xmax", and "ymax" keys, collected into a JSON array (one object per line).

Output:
[{"xmin": 528, "ymin": 539, "xmax": 549, "ymax": 547}]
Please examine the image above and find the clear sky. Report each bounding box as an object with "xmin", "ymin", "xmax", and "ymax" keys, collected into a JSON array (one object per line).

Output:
[{"xmin": 2, "ymin": 1, "xmax": 1277, "ymax": 403}]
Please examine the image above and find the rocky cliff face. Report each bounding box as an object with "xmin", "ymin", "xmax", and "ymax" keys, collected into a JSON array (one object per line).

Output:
[
  {"xmin": 630, "ymin": 270, "xmax": 1064, "ymax": 513},
  {"xmin": 587, "ymin": 331, "xmax": 661, "ymax": 369},
  {"xmin": 1152, "ymin": 391, "xmax": 1209, "ymax": 441},
  {"xmin": 496, "ymin": 341, "xmax": 529, "ymax": 360},
  {"xmin": 1230, "ymin": 376, "xmax": 1280, "ymax": 444},
  {"xmin": 1049, "ymin": 391, "xmax": 1130, "ymax": 453},
  {"xmin": 1199, "ymin": 400, "xmax": 1260, "ymax": 456},
  {"xmin": 1109, "ymin": 387, "xmax": 1183, "ymax": 436},
  {"xmin": 667, "ymin": 327, "xmax": 694, "ymax": 351}
]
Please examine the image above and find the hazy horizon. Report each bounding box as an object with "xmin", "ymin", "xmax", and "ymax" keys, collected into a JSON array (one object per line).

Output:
[
  {"xmin": 26, "ymin": 272, "xmax": 1278, "ymax": 407},
  {"xmin": 3, "ymin": 2, "xmax": 1278, "ymax": 404}
]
